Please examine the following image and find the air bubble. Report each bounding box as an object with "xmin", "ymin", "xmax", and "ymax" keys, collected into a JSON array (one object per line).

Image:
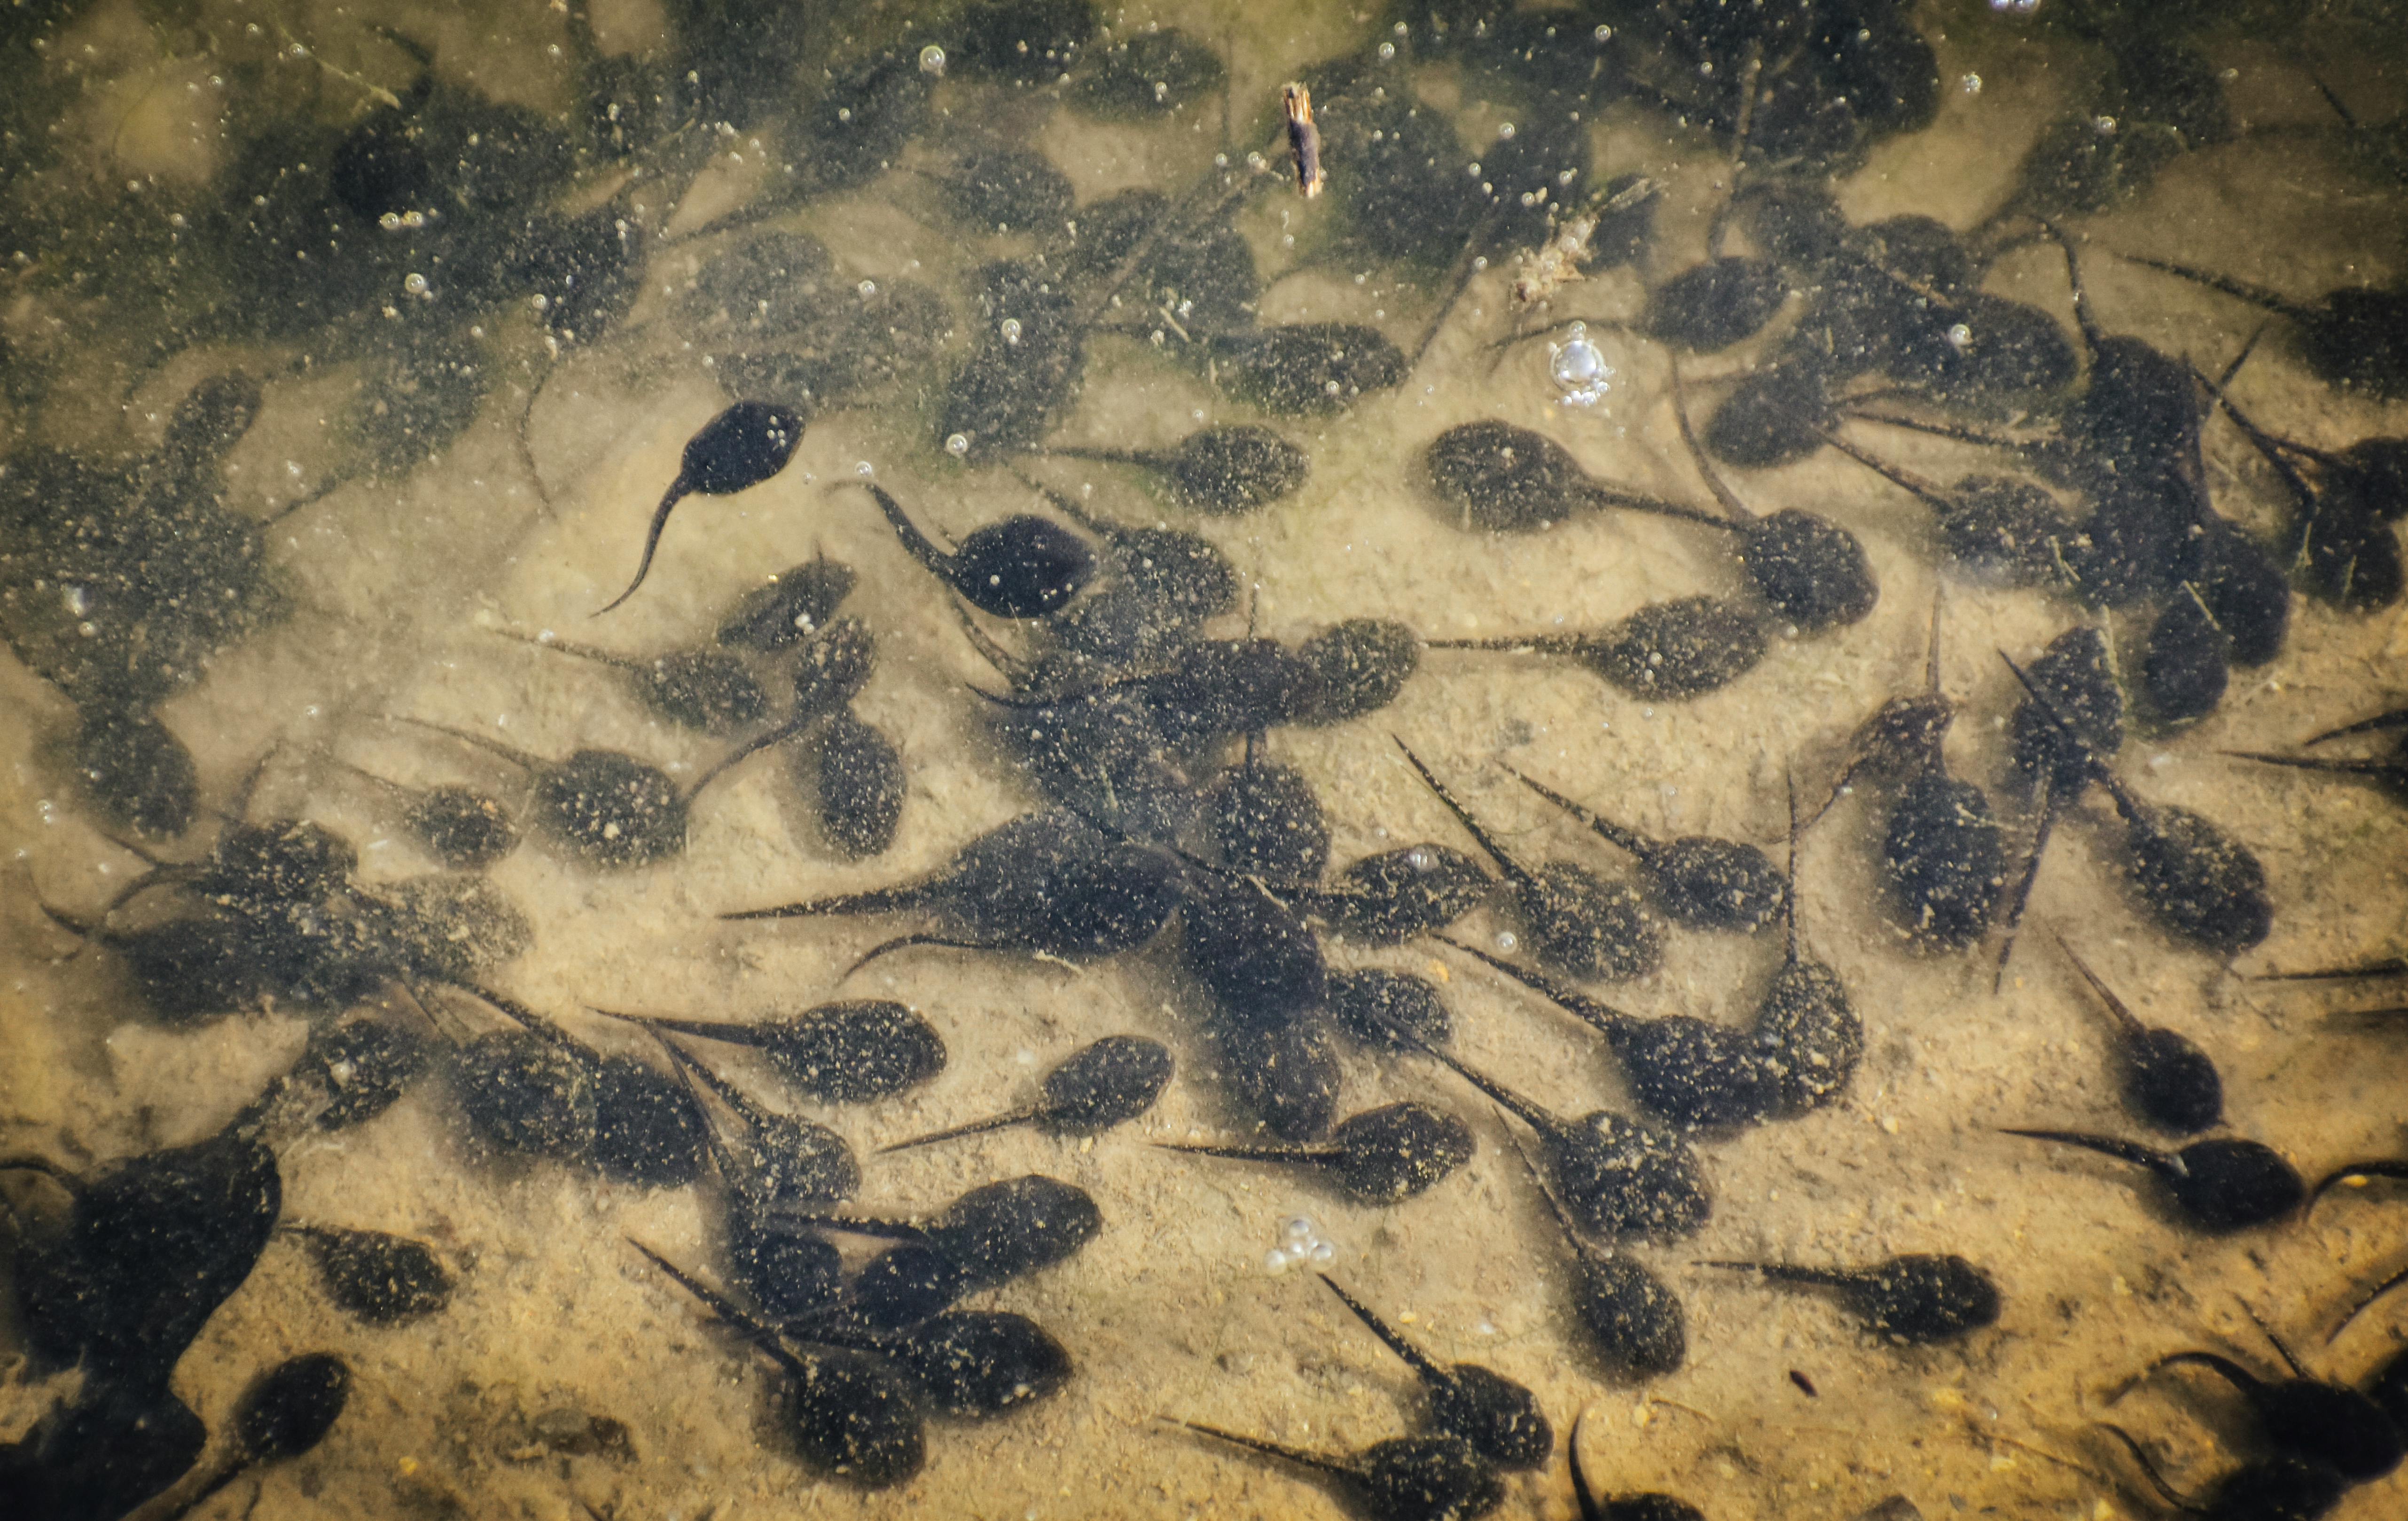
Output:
[
  {"xmin": 919, "ymin": 43, "xmax": 946, "ymax": 75},
  {"xmin": 855, "ymin": 460, "xmax": 876, "ymax": 477},
  {"xmin": 1001, "ymin": 317, "xmax": 1023, "ymax": 344},
  {"xmin": 946, "ymin": 433, "xmax": 971, "ymax": 456},
  {"xmin": 1377, "ymin": 41, "xmax": 1396, "ymax": 60}
]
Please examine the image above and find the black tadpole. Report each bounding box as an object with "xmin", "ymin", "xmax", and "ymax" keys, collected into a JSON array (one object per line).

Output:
[
  {"xmin": 855, "ymin": 481, "xmax": 1093, "ymax": 617},
  {"xmin": 629, "ymin": 1240, "xmax": 926, "ymax": 1489},
  {"xmin": 1999, "ymin": 653, "xmax": 2272, "ymax": 955},
  {"xmin": 650, "ymin": 1032, "xmax": 860, "ymax": 1207},
  {"xmin": 2000, "ymin": 1129, "xmax": 2303, "ymax": 1233},
  {"xmin": 591, "ymin": 1001, "xmax": 945, "ymax": 1106},
  {"xmin": 1423, "ymin": 594, "xmax": 1767, "ymax": 700},
  {"xmin": 597, "ymin": 401, "xmax": 805, "ymax": 615},
  {"xmin": 1507, "ymin": 766, "xmax": 1787, "ymax": 934},
  {"xmin": 2053, "ymin": 935, "xmax": 2222, "ymax": 1134},
  {"xmin": 1157, "ymin": 1102, "xmax": 1476, "ymax": 1203},
  {"xmin": 877, "ymin": 1035, "xmax": 1172, "ymax": 1153},
  {"xmin": 1699, "ymin": 1255, "xmax": 2001, "ymax": 1343},
  {"xmin": 1317, "ymin": 1275, "xmax": 1551, "ymax": 1470},
  {"xmin": 1438, "ymin": 936, "xmax": 1775, "ymax": 1132},
  {"xmin": 1402, "ymin": 1032, "xmax": 1711, "ymax": 1241},
  {"xmin": 1171, "ymin": 1422, "xmax": 1506, "ymax": 1521},
  {"xmin": 2136, "ymin": 1346, "xmax": 2405, "ymax": 1483},
  {"xmin": 330, "ymin": 757, "xmax": 520, "ymax": 870},
  {"xmin": 1306, "ymin": 842, "xmax": 1495, "ymax": 944},
  {"xmin": 1508, "ymin": 1138, "xmax": 1687, "ymax": 1379},
  {"xmin": 1392, "ymin": 739, "xmax": 1661, "ymax": 983},
  {"xmin": 2122, "ymin": 252, "xmax": 2408, "ymax": 400},
  {"xmin": 1052, "ymin": 423, "xmax": 1310, "ymax": 514},
  {"xmin": 490, "ymin": 628, "xmax": 768, "ymax": 735},
  {"xmin": 1822, "ymin": 430, "xmax": 2081, "ymax": 589},
  {"xmin": 1993, "ymin": 626, "xmax": 2125, "ymax": 985},
  {"xmin": 158, "ymin": 1353, "xmax": 352, "ymax": 1521},
  {"xmin": 1667, "ymin": 357, "xmax": 1877, "ymax": 634}
]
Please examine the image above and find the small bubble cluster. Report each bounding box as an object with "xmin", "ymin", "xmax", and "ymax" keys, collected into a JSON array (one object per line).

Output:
[{"xmin": 1261, "ymin": 1214, "xmax": 1335, "ymax": 1275}]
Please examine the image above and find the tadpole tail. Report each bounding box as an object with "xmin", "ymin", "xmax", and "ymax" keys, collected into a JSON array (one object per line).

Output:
[
  {"xmin": 1574, "ymin": 482, "xmax": 1737, "ymax": 531},
  {"xmin": 875, "ymin": 1107, "xmax": 1033, "ymax": 1154},
  {"xmin": 2051, "ymin": 932, "xmax": 2142, "ymax": 1039},
  {"xmin": 1151, "ymin": 1140, "xmax": 1336, "ymax": 1164},
  {"xmin": 1502, "ymin": 765, "xmax": 1651, "ymax": 862},
  {"xmin": 2143, "ymin": 1349, "xmax": 2263, "ymax": 1397},
  {"xmin": 1822, "ymin": 429, "xmax": 1951, "ymax": 512},
  {"xmin": 855, "ymin": 481, "xmax": 955, "ymax": 585},
  {"xmin": 1568, "ymin": 1410, "xmax": 1604, "ymax": 1521},
  {"xmin": 1317, "ymin": 1272, "xmax": 1443, "ymax": 1380},
  {"xmin": 1047, "ymin": 444, "xmax": 1148, "ymax": 468},
  {"xmin": 385, "ymin": 714, "xmax": 546, "ymax": 772},
  {"xmin": 2119, "ymin": 253, "xmax": 2303, "ymax": 320},
  {"xmin": 156, "ymin": 1460, "xmax": 245, "ymax": 1521},
  {"xmin": 2096, "ymin": 1422, "xmax": 2196, "ymax": 1513},
  {"xmin": 2304, "ymin": 708, "xmax": 2408, "ymax": 746},
  {"xmin": 2224, "ymin": 749, "xmax": 2402, "ymax": 779},
  {"xmin": 1423, "ymin": 635, "xmax": 1590, "ymax": 655},
  {"xmin": 2330, "ymin": 1259, "xmax": 2408, "ymax": 1343},
  {"xmin": 684, "ymin": 709, "xmax": 819, "ymax": 802},
  {"xmin": 1172, "ymin": 1420, "xmax": 1345, "ymax": 1478},
  {"xmin": 594, "ymin": 480, "xmax": 690, "ymax": 616},
  {"xmin": 1696, "ymin": 1260, "xmax": 1849, "ymax": 1288},
  {"xmin": 1839, "ymin": 406, "xmax": 2028, "ymax": 454},
  {"xmin": 0, "ymin": 1154, "xmax": 78, "ymax": 1188},
  {"xmin": 1667, "ymin": 354, "xmax": 1755, "ymax": 525},
  {"xmin": 1997, "ymin": 1127, "xmax": 2163, "ymax": 1170},
  {"xmin": 586, "ymin": 1006, "xmax": 761, "ymax": 1048},
  {"xmin": 1991, "ymin": 779, "xmax": 2066, "ymax": 994},
  {"xmin": 2249, "ymin": 957, "xmax": 2408, "ymax": 983},
  {"xmin": 1392, "ymin": 1026, "xmax": 1554, "ymax": 1134},
  {"xmin": 719, "ymin": 884, "xmax": 922, "ymax": 921},
  {"xmin": 1389, "ymin": 736, "xmax": 1532, "ymax": 889},
  {"xmin": 2310, "ymin": 1159, "xmax": 2408, "ymax": 1206},
  {"xmin": 758, "ymin": 1207, "xmax": 926, "ymax": 1243},
  {"xmin": 1437, "ymin": 933, "xmax": 1630, "ymax": 1041},
  {"xmin": 843, "ymin": 934, "xmax": 1004, "ymax": 979},
  {"xmin": 626, "ymin": 1236, "xmax": 802, "ymax": 1374}
]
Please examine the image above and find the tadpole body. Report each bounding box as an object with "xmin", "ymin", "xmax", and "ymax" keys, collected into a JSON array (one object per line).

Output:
[
  {"xmin": 1701, "ymin": 1254, "xmax": 2001, "ymax": 1343},
  {"xmin": 1160, "ymin": 1102, "xmax": 1476, "ymax": 1203},
  {"xmin": 2001, "ymin": 1129, "xmax": 2303, "ymax": 1232},
  {"xmin": 597, "ymin": 401, "xmax": 805, "ymax": 614}
]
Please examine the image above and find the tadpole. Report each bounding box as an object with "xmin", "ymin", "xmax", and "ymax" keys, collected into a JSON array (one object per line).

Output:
[
  {"xmin": 2001, "ymin": 652, "xmax": 2272, "ymax": 955},
  {"xmin": 1405, "ymin": 1035, "xmax": 1711, "ymax": 1240},
  {"xmin": 720, "ymin": 808, "xmax": 1181, "ymax": 965},
  {"xmin": 1509, "ymin": 1139, "xmax": 1687, "ymax": 1379},
  {"xmin": 2133, "ymin": 1344, "xmax": 2404, "ymax": 1483},
  {"xmin": 593, "ymin": 1000, "xmax": 946, "ymax": 1105},
  {"xmin": 877, "ymin": 1035, "xmax": 1172, "ymax": 1152},
  {"xmin": 491, "ymin": 628, "xmax": 768, "ymax": 734},
  {"xmin": 1306, "ymin": 842, "xmax": 1495, "ymax": 944},
  {"xmin": 1424, "ymin": 594, "xmax": 1768, "ymax": 700},
  {"xmin": 717, "ymin": 554, "xmax": 859, "ymax": 651},
  {"xmin": 1439, "ymin": 936, "xmax": 1775, "ymax": 1131},
  {"xmin": 1393, "ymin": 739, "xmax": 1661, "ymax": 983},
  {"xmin": 2123, "ymin": 253, "xmax": 2408, "ymax": 400},
  {"xmin": 1507, "ymin": 766, "xmax": 1786, "ymax": 934},
  {"xmin": 2052, "ymin": 935, "xmax": 2223, "ymax": 1134},
  {"xmin": 1318, "ymin": 1274, "xmax": 1551, "ymax": 1470},
  {"xmin": 329, "ymin": 758, "xmax": 519, "ymax": 870},
  {"xmin": 1159, "ymin": 1102, "xmax": 1476, "ymax": 1203},
  {"xmin": 2000, "ymin": 1129, "xmax": 2303, "ymax": 1233},
  {"xmin": 856, "ymin": 481, "xmax": 1094, "ymax": 618},
  {"xmin": 630, "ymin": 1241, "xmax": 925, "ymax": 1488},
  {"xmin": 1052, "ymin": 424, "xmax": 1310, "ymax": 514},
  {"xmin": 156, "ymin": 1353, "xmax": 351, "ymax": 1521},
  {"xmin": 1699, "ymin": 1255, "xmax": 2001, "ymax": 1343},
  {"xmin": 1173, "ymin": 1423, "xmax": 1505, "ymax": 1521},
  {"xmin": 596, "ymin": 401, "xmax": 805, "ymax": 614}
]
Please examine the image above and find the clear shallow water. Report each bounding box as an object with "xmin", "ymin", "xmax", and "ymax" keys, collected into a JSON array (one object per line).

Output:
[{"xmin": 1, "ymin": 2, "xmax": 2405, "ymax": 1518}]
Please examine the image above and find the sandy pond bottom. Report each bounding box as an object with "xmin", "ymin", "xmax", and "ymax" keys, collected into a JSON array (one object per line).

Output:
[{"xmin": 4, "ymin": 2, "xmax": 2408, "ymax": 1518}]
